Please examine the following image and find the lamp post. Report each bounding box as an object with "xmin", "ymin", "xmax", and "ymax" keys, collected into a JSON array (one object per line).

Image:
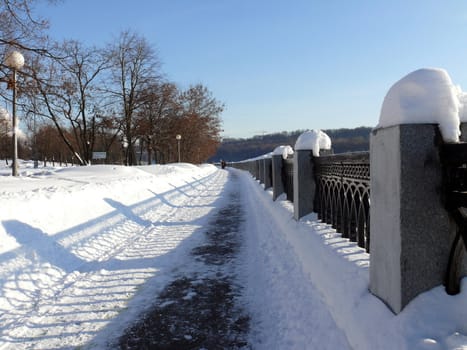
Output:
[
  {"xmin": 4, "ymin": 50, "xmax": 24, "ymax": 176},
  {"xmin": 176, "ymin": 134, "xmax": 181, "ymax": 162},
  {"xmin": 33, "ymin": 111, "xmax": 38, "ymax": 168}
]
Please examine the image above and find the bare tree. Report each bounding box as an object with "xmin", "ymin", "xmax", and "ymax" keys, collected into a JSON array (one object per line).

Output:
[
  {"xmin": 0, "ymin": 0, "xmax": 51, "ymax": 50},
  {"xmin": 135, "ymin": 81, "xmax": 181, "ymax": 164},
  {"xmin": 176, "ymin": 84, "xmax": 223, "ymax": 163},
  {"xmin": 106, "ymin": 30, "xmax": 162, "ymax": 165},
  {"xmin": 134, "ymin": 83, "xmax": 224, "ymax": 164},
  {"xmin": 26, "ymin": 40, "xmax": 111, "ymax": 165},
  {"xmin": 34, "ymin": 123, "xmax": 75, "ymax": 164},
  {"xmin": 0, "ymin": 3, "xmax": 225, "ymax": 166}
]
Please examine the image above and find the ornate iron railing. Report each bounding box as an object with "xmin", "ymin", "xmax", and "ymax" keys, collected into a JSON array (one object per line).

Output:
[
  {"xmin": 282, "ymin": 157, "xmax": 294, "ymax": 202},
  {"xmin": 313, "ymin": 152, "xmax": 371, "ymax": 252}
]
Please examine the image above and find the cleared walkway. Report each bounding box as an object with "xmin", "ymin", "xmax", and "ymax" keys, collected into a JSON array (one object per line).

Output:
[{"xmin": 118, "ymin": 172, "xmax": 251, "ymax": 349}]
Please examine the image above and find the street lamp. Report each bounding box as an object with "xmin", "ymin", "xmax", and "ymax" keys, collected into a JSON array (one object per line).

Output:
[
  {"xmin": 175, "ymin": 134, "xmax": 181, "ymax": 162},
  {"xmin": 4, "ymin": 50, "xmax": 24, "ymax": 176}
]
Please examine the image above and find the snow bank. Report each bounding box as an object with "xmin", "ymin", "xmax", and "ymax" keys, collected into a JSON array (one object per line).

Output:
[
  {"xmin": 237, "ymin": 169, "xmax": 467, "ymax": 350},
  {"xmin": 378, "ymin": 68, "xmax": 462, "ymax": 142},
  {"xmin": 0, "ymin": 162, "xmax": 221, "ymax": 349},
  {"xmin": 273, "ymin": 145, "xmax": 294, "ymax": 159},
  {"xmin": 294, "ymin": 130, "xmax": 332, "ymax": 156},
  {"xmin": 0, "ymin": 163, "xmax": 217, "ymax": 253}
]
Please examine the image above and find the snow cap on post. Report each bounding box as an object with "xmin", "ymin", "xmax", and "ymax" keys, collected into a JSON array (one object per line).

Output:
[
  {"xmin": 294, "ymin": 130, "xmax": 332, "ymax": 157},
  {"xmin": 273, "ymin": 145, "xmax": 294, "ymax": 159},
  {"xmin": 378, "ymin": 68, "xmax": 462, "ymax": 143}
]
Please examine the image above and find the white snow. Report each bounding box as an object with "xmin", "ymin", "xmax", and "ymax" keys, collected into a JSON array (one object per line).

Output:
[
  {"xmin": 378, "ymin": 68, "xmax": 463, "ymax": 142},
  {"xmin": 0, "ymin": 107, "xmax": 9, "ymax": 121},
  {"xmin": 235, "ymin": 152, "xmax": 273, "ymax": 163},
  {"xmin": 458, "ymin": 90, "xmax": 467, "ymax": 123},
  {"xmin": 273, "ymin": 145, "xmax": 294, "ymax": 159},
  {"xmin": 0, "ymin": 161, "xmax": 466, "ymax": 349},
  {"xmin": 294, "ymin": 130, "xmax": 332, "ymax": 156}
]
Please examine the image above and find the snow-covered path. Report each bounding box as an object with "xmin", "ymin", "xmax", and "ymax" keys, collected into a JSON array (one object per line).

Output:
[
  {"xmin": 2, "ymin": 163, "xmax": 466, "ymax": 350},
  {"xmin": 0, "ymin": 163, "xmax": 349, "ymax": 349},
  {"xmin": 119, "ymin": 170, "xmax": 250, "ymax": 348},
  {"xmin": 237, "ymin": 169, "xmax": 350, "ymax": 349},
  {"xmin": 0, "ymin": 165, "xmax": 231, "ymax": 349}
]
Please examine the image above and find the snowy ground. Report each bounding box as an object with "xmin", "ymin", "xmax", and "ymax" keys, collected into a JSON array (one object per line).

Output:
[{"xmin": 0, "ymin": 161, "xmax": 466, "ymax": 349}]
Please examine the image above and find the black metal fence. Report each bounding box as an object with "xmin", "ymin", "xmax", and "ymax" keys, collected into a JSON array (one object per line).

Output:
[
  {"xmin": 313, "ymin": 152, "xmax": 370, "ymax": 252},
  {"xmin": 229, "ymin": 125, "xmax": 467, "ymax": 313},
  {"xmin": 231, "ymin": 151, "xmax": 371, "ymax": 252}
]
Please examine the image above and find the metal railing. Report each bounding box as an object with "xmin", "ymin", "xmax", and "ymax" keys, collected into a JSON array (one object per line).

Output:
[
  {"xmin": 230, "ymin": 152, "xmax": 371, "ymax": 251},
  {"xmin": 440, "ymin": 142, "xmax": 467, "ymax": 294},
  {"xmin": 313, "ymin": 152, "xmax": 371, "ymax": 252}
]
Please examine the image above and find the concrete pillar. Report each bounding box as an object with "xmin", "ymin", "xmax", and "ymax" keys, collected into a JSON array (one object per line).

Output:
[
  {"xmin": 293, "ymin": 150, "xmax": 316, "ymax": 220},
  {"xmin": 272, "ymin": 154, "xmax": 284, "ymax": 200},
  {"xmin": 264, "ymin": 158, "xmax": 272, "ymax": 189},
  {"xmin": 369, "ymin": 124, "xmax": 466, "ymax": 314},
  {"xmin": 259, "ymin": 159, "xmax": 265, "ymax": 184}
]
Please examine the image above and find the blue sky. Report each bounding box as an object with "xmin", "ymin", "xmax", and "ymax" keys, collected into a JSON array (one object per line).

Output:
[{"xmin": 36, "ymin": 0, "xmax": 467, "ymax": 138}]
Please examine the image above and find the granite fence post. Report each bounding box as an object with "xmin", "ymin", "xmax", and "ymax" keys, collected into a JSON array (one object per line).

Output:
[
  {"xmin": 369, "ymin": 123, "xmax": 467, "ymax": 314},
  {"xmin": 259, "ymin": 158, "xmax": 265, "ymax": 184},
  {"xmin": 249, "ymin": 161, "xmax": 255, "ymax": 177},
  {"xmin": 264, "ymin": 157, "xmax": 272, "ymax": 189},
  {"xmin": 293, "ymin": 149, "xmax": 315, "ymax": 220},
  {"xmin": 272, "ymin": 154, "xmax": 284, "ymax": 200}
]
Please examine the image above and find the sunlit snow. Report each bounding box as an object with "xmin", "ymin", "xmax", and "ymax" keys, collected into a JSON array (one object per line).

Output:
[
  {"xmin": 378, "ymin": 68, "xmax": 463, "ymax": 142},
  {"xmin": 294, "ymin": 129, "xmax": 332, "ymax": 156},
  {"xmin": 0, "ymin": 161, "xmax": 465, "ymax": 349},
  {"xmin": 273, "ymin": 145, "xmax": 294, "ymax": 159}
]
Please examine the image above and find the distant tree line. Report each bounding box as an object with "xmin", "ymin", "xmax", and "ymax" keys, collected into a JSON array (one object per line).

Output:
[
  {"xmin": 210, "ymin": 127, "xmax": 372, "ymax": 162},
  {"xmin": 0, "ymin": 0, "xmax": 223, "ymax": 166}
]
